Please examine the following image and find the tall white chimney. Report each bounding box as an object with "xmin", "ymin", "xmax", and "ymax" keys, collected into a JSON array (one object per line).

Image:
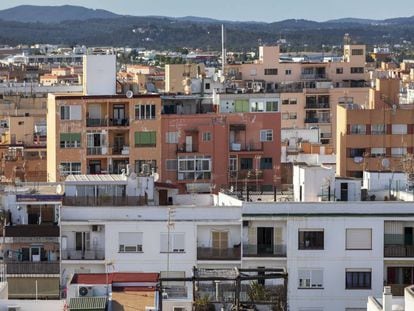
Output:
[{"xmin": 382, "ymin": 286, "xmax": 392, "ymax": 311}]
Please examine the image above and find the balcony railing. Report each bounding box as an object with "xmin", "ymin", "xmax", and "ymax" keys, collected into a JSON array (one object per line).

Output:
[
  {"xmin": 87, "ymin": 146, "xmax": 106, "ymax": 155},
  {"xmin": 305, "ymin": 103, "xmax": 330, "ymax": 109},
  {"xmin": 236, "ymin": 170, "xmax": 264, "ymax": 180},
  {"xmin": 176, "ymin": 143, "xmax": 199, "ymax": 153},
  {"xmin": 61, "ymin": 249, "xmax": 105, "ymax": 260},
  {"xmin": 5, "ymin": 225, "xmax": 59, "ymax": 237},
  {"xmin": 301, "ymin": 73, "xmax": 327, "ymax": 80},
  {"xmin": 197, "ymin": 247, "xmax": 241, "ymax": 260},
  {"xmin": 63, "ymin": 196, "xmax": 147, "ymax": 206},
  {"xmin": 162, "ymin": 286, "xmax": 188, "ymax": 299},
  {"xmin": 229, "ymin": 142, "xmax": 263, "ymax": 152},
  {"xmin": 243, "ymin": 244, "xmax": 286, "ymax": 257},
  {"xmin": 384, "ymin": 234, "xmax": 414, "ymax": 257},
  {"xmin": 5, "ymin": 261, "xmax": 59, "ymax": 274},
  {"xmin": 305, "ymin": 117, "xmax": 331, "ymax": 124},
  {"xmin": 108, "ymin": 118, "xmax": 129, "ymax": 127},
  {"xmin": 86, "ymin": 118, "xmax": 107, "ymax": 127}
]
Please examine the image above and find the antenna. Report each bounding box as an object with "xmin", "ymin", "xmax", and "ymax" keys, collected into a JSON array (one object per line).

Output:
[{"xmin": 221, "ymin": 24, "xmax": 226, "ymax": 76}]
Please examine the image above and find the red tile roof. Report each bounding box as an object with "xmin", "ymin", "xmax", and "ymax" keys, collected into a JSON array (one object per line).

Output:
[{"xmin": 71, "ymin": 272, "xmax": 159, "ymax": 285}]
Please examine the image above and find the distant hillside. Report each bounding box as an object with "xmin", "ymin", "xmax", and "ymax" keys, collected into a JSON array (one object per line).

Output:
[
  {"xmin": 0, "ymin": 5, "xmax": 414, "ymax": 50},
  {"xmin": 0, "ymin": 5, "xmax": 120, "ymax": 23}
]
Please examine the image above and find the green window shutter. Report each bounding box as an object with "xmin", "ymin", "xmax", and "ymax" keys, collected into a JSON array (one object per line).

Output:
[
  {"xmin": 60, "ymin": 133, "xmax": 71, "ymax": 141},
  {"xmin": 235, "ymin": 100, "xmax": 249, "ymax": 112},
  {"xmin": 135, "ymin": 131, "xmax": 156, "ymax": 146},
  {"xmin": 150, "ymin": 132, "xmax": 156, "ymax": 145},
  {"xmin": 71, "ymin": 133, "xmax": 81, "ymax": 141},
  {"xmin": 135, "ymin": 132, "xmax": 141, "ymax": 145}
]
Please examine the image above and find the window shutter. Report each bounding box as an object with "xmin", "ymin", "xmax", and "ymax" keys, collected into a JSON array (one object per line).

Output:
[
  {"xmin": 346, "ymin": 229, "xmax": 372, "ymax": 249},
  {"xmin": 70, "ymin": 105, "xmax": 82, "ymax": 120}
]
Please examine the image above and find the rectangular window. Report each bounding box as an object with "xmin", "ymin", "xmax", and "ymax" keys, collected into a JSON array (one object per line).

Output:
[
  {"xmin": 177, "ymin": 156, "xmax": 211, "ymax": 180},
  {"xmin": 289, "ymin": 99, "xmax": 297, "ymax": 105},
  {"xmin": 60, "ymin": 133, "xmax": 81, "ymax": 148},
  {"xmin": 135, "ymin": 160, "xmax": 156, "ymax": 174},
  {"xmin": 135, "ymin": 131, "xmax": 156, "ymax": 147},
  {"xmin": 240, "ymin": 158, "xmax": 253, "ymax": 170},
  {"xmin": 285, "ymin": 69, "xmax": 292, "ymax": 75},
  {"xmin": 298, "ymin": 269, "xmax": 323, "ymax": 289},
  {"xmin": 346, "ymin": 270, "xmax": 371, "ymax": 289},
  {"xmin": 166, "ymin": 132, "xmax": 179, "ymax": 144},
  {"xmin": 260, "ymin": 157, "xmax": 273, "ymax": 169},
  {"xmin": 350, "ymin": 124, "xmax": 366, "ymax": 135},
  {"xmin": 60, "ymin": 162, "xmax": 81, "ymax": 175},
  {"xmin": 391, "ymin": 147, "xmax": 407, "ymax": 157},
  {"xmin": 166, "ymin": 159, "xmax": 178, "ymax": 171},
  {"xmin": 260, "ymin": 129, "xmax": 273, "ymax": 142},
  {"xmin": 234, "ymin": 99, "xmax": 249, "ymax": 112},
  {"xmin": 119, "ymin": 232, "xmax": 143, "ymax": 253},
  {"xmin": 289, "ymin": 112, "xmax": 297, "ymax": 120},
  {"xmin": 160, "ymin": 233, "xmax": 185, "ymax": 253},
  {"xmin": 282, "ymin": 113, "xmax": 289, "ymax": 120},
  {"xmin": 202, "ymin": 132, "xmax": 212, "ymax": 141},
  {"xmin": 266, "ymin": 101, "xmax": 279, "ymax": 112},
  {"xmin": 282, "ymin": 99, "xmax": 289, "ymax": 105},
  {"xmin": 392, "ymin": 124, "xmax": 407, "ymax": 135},
  {"xmin": 135, "ymin": 104, "xmax": 156, "ymax": 120},
  {"xmin": 350, "ymin": 67, "xmax": 364, "ymax": 74},
  {"xmin": 371, "ymin": 124, "xmax": 385, "ymax": 135},
  {"xmin": 352, "ymin": 49, "xmax": 364, "ymax": 56},
  {"xmin": 60, "ymin": 106, "xmax": 70, "ymax": 120},
  {"xmin": 298, "ymin": 230, "xmax": 324, "ymax": 250},
  {"xmin": 264, "ymin": 68, "xmax": 278, "ymax": 75},
  {"xmin": 336, "ymin": 67, "xmax": 344, "ymax": 74},
  {"xmin": 346, "ymin": 229, "xmax": 372, "ymax": 250},
  {"xmin": 371, "ymin": 148, "xmax": 386, "ymax": 157},
  {"xmin": 160, "ymin": 271, "xmax": 185, "ymax": 287},
  {"xmin": 60, "ymin": 105, "xmax": 81, "ymax": 120},
  {"xmin": 229, "ymin": 156, "xmax": 237, "ymax": 171},
  {"xmin": 250, "ymin": 101, "xmax": 265, "ymax": 112}
]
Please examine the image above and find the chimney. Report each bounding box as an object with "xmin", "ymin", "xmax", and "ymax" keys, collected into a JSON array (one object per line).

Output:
[{"xmin": 382, "ymin": 286, "xmax": 392, "ymax": 311}]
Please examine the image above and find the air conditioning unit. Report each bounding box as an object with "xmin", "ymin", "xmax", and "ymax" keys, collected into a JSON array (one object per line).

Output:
[
  {"xmin": 78, "ymin": 286, "xmax": 93, "ymax": 297},
  {"xmin": 92, "ymin": 225, "xmax": 102, "ymax": 232}
]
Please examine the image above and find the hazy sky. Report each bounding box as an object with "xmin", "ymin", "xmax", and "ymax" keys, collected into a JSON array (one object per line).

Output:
[{"xmin": 1, "ymin": 0, "xmax": 413, "ymax": 22}]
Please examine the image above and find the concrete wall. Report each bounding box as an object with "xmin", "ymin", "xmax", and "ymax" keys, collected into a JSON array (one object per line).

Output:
[
  {"xmin": 83, "ymin": 54, "xmax": 116, "ymax": 96},
  {"xmin": 0, "ymin": 300, "xmax": 65, "ymax": 311}
]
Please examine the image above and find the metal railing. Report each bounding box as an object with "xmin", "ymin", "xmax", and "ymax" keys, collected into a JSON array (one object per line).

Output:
[
  {"xmin": 86, "ymin": 118, "xmax": 108, "ymax": 127},
  {"xmin": 176, "ymin": 143, "xmax": 199, "ymax": 153},
  {"xmin": 243, "ymin": 244, "xmax": 286, "ymax": 257},
  {"xmin": 197, "ymin": 247, "xmax": 241, "ymax": 260},
  {"xmin": 5, "ymin": 261, "xmax": 59, "ymax": 274},
  {"xmin": 63, "ymin": 196, "xmax": 147, "ymax": 206},
  {"xmin": 162, "ymin": 286, "xmax": 188, "ymax": 299},
  {"xmin": 108, "ymin": 118, "xmax": 129, "ymax": 127},
  {"xmin": 61, "ymin": 249, "xmax": 105, "ymax": 260},
  {"xmin": 87, "ymin": 146, "xmax": 105, "ymax": 155},
  {"xmin": 384, "ymin": 234, "xmax": 414, "ymax": 257},
  {"xmin": 229, "ymin": 142, "xmax": 263, "ymax": 152}
]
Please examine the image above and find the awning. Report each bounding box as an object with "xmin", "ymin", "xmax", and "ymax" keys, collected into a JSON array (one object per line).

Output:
[{"xmin": 69, "ymin": 297, "xmax": 107, "ymax": 310}]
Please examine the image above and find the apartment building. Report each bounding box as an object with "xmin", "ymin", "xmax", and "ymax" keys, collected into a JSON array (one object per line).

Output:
[
  {"xmin": 0, "ymin": 188, "xmax": 62, "ymax": 299},
  {"xmin": 224, "ymin": 41, "xmax": 370, "ymax": 148},
  {"xmin": 336, "ymin": 105, "xmax": 414, "ymax": 178},
  {"xmin": 161, "ymin": 93, "xmax": 281, "ymax": 193},
  {"xmin": 165, "ymin": 63, "xmax": 205, "ymax": 93}
]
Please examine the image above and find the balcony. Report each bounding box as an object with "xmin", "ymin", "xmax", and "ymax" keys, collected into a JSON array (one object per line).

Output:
[
  {"xmin": 197, "ymin": 247, "xmax": 241, "ymax": 261},
  {"xmin": 5, "ymin": 225, "xmax": 59, "ymax": 238},
  {"xmin": 87, "ymin": 146, "xmax": 107, "ymax": 155},
  {"xmin": 6, "ymin": 261, "xmax": 59, "ymax": 275},
  {"xmin": 110, "ymin": 145, "xmax": 130, "ymax": 155},
  {"xmin": 61, "ymin": 249, "xmax": 105, "ymax": 261},
  {"xmin": 229, "ymin": 142, "xmax": 264, "ymax": 152},
  {"xmin": 86, "ymin": 118, "xmax": 107, "ymax": 127},
  {"xmin": 387, "ymin": 284, "xmax": 411, "ymax": 296},
  {"xmin": 243, "ymin": 244, "xmax": 286, "ymax": 257},
  {"xmin": 384, "ymin": 234, "xmax": 414, "ymax": 257},
  {"xmin": 176, "ymin": 143, "xmax": 198, "ymax": 153},
  {"xmin": 305, "ymin": 103, "xmax": 330, "ymax": 109},
  {"xmin": 236, "ymin": 170, "xmax": 264, "ymax": 180},
  {"xmin": 108, "ymin": 118, "xmax": 129, "ymax": 127},
  {"xmin": 301, "ymin": 73, "xmax": 327, "ymax": 80},
  {"xmin": 305, "ymin": 117, "xmax": 331, "ymax": 124},
  {"xmin": 63, "ymin": 196, "xmax": 147, "ymax": 206}
]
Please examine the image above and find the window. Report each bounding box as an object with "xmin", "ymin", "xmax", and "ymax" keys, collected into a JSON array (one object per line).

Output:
[
  {"xmin": 298, "ymin": 230, "xmax": 324, "ymax": 250},
  {"xmin": 135, "ymin": 104, "xmax": 156, "ymax": 120},
  {"xmin": 135, "ymin": 131, "xmax": 156, "ymax": 147},
  {"xmin": 371, "ymin": 148, "xmax": 386, "ymax": 157},
  {"xmin": 160, "ymin": 271, "xmax": 185, "ymax": 287},
  {"xmin": 289, "ymin": 112, "xmax": 297, "ymax": 120},
  {"xmin": 205, "ymin": 83, "xmax": 210, "ymax": 90},
  {"xmin": 350, "ymin": 124, "xmax": 366, "ymax": 135},
  {"xmin": 352, "ymin": 49, "xmax": 364, "ymax": 55},
  {"xmin": 392, "ymin": 124, "xmax": 407, "ymax": 135},
  {"xmin": 178, "ymin": 156, "xmax": 211, "ymax": 180},
  {"xmin": 119, "ymin": 232, "xmax": 143, "ymax": 253},
  {"xmin": 282, "ymin": 99, "xmax": 289, "ymax": 105},
  {"xmin": 371, "ymin": 124, "xmax": 385, "ymax": 135},
  {"xmin": 349, "ymin": 148, "xmax": 365, "ymax": 158},
  {"xmin": 160, "ymin": 233, "xmax": 185, "ymax": 253},
  {"xmin": 60, "ymin": 105, "xmax": 81, "ymax": 120},
  {"xmin": 60, "ymin": 133, "xmax": 81, "ymax": 148},
  {"xmin": 282, "ymin": 113, "xmax": 289, "ymax": 120},
  {"xmin": 240, "ymin": 158, "xmax": 253, "ymax": 170},
  {"xmin": 391, "ymin": 147, "xmax": 407, "ymax": 157},
  {"xmin": 202, "ymin": 132, "xmax": 212, "ymax": 141},
  {"xmin": 289, "ymin": 99, "xmax": 297, "ymax": 105},
  {"xmin": 266, "ymin": 101, "xmax": 279, "ymax": 112},
  {"xmin": 346, "ymin": 270, "xmax": 371, "ymax": 289},
  {"xmin": 298, "ymin": 269, "xmax": 323, "ymax": 289},
  {"xmin": 234, "ymin": 100, "xmax": 249, "ymax": 112},
  {"xmin": 229, "ymin": 156, "xmax": 237, "ymax": 171},
  {"xmin": 250, "ymin": 101, "xmax": 265, "ymax": 112},
  {"xmin": 166, "ymin": 132, "xmax": 179, "ymax": 144},
  {"xmin": 166, "ymin": 159, "xmax": 178, "ymax": 171},
  {"xmin": 260, "ymin": 129, "xmax": 273, "ymax": 142},
  {"xmin": 60, "ymin": 162, "xmax": 81, "ymax": 175},
  {"xmin": 260, "ymin": 157, "xmax": 273, "ymax": 169},
  {"xmin": 336, "ymin": 67, "xmax": 344, "ymax": 74},
  {"xmin": 346, "ymin": 229, "xmax": 372, "ymax": 250},
  {"xmin": 350, "ymin": 67, "xmax": 364, "ymax": 74},
  {"xmin": 285, "ymin": 69, "xmax": 292, "ymax": 75},
  {"xmin": 264, "ymin": 68, "xmax": 278, "ymax": 75},
  {"xmin": 135, "ymin": 160, "xmax": 156, "ymax": 174}
]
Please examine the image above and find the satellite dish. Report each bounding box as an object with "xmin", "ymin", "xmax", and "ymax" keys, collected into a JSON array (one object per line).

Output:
[
  {"xmin": 126, "ymin": 90, "xmax": 134, "ymax": 98},
  {"xmin": 152, "ymin": 172, "xmax": 159, "ymax": 182},
  {"xmin": 56, "ymin": 184, "xmax": 63, "ymax": 194},
  {"xmin": 382, "ymin": 158, "xmax": 390, "ymax": 169}
]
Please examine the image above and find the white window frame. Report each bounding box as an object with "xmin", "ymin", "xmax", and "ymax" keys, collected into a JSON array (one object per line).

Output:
[
  {"xmin": 371, "ymin": 148, "xmax": 386, "ymax": 157},
  {"xmin": 229, "ymin": 157, "xmax": 238, "ymax": 172},
  {"xmin": 371, "ymin": 124, "xmax": 385, "ymax": 135},
  {"xmin": 260, "ymin": 129, "xmax": 273, "ymax": 142},
  {"xmin": 298, "ymin": 269, "xmax": 323, "ymax": 289},
  {"xmin": 346, "ymin": 228, "xmax": 372, "ymax": 250},
  {"xmin": 350, "ymin": 124, "xmax": 366, "ymax": 135},
  {"xmin": 391, "ymin": 147, "xmax": 407, "ymax": 157},
  {"xmin": 60, "ymin": 162, "xmax": 81, "ymax": 175},
  {"xmin": 160, "ymin": 233, "xmax": 185, "ymax": 253},
  {"xmin": 392, "ymin": 124, "xmax": 407, "ymax": 135},
  {"xmin": 166, "ymin": 132, "xmax": 179, "ymax": 144},
  {"xmin": 202, "ymin": 132, "xmax": 212, "ymax": 142},
  {"xmin": 135, "ymin": 103, "xmax": 156, "ymax": 120},
  {"xmin": 61, "ymin": 105, "xmax": 81, "ymax": 120},
  {"xmin": 119, "ymin": 232, "xmax": 143, "ymax": 253}
]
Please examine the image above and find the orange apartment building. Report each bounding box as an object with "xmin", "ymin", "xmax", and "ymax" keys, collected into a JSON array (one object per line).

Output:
[
  {"xmin": 336, "ymin": 104, "xmax": 414, "ymax": 178},
  {"xmin": 161, "ymin": 94, "xmax": 281, "ymax": 193}
]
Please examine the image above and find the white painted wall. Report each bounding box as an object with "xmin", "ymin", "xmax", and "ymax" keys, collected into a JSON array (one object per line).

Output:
[
  {"xmin": 293, "ymin": 165, "xmax": 335, "ymax": 202},
  {"xmin": 83, "ymin": 54, "xmax": 116, "ymax": 95},
  {"xmin": 0, "ymin": 300, "xmax": 65, "ymax": 311},
  {"xmin": 363, "ymin": 172, "xmax": 408, "ymax": 192}
]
